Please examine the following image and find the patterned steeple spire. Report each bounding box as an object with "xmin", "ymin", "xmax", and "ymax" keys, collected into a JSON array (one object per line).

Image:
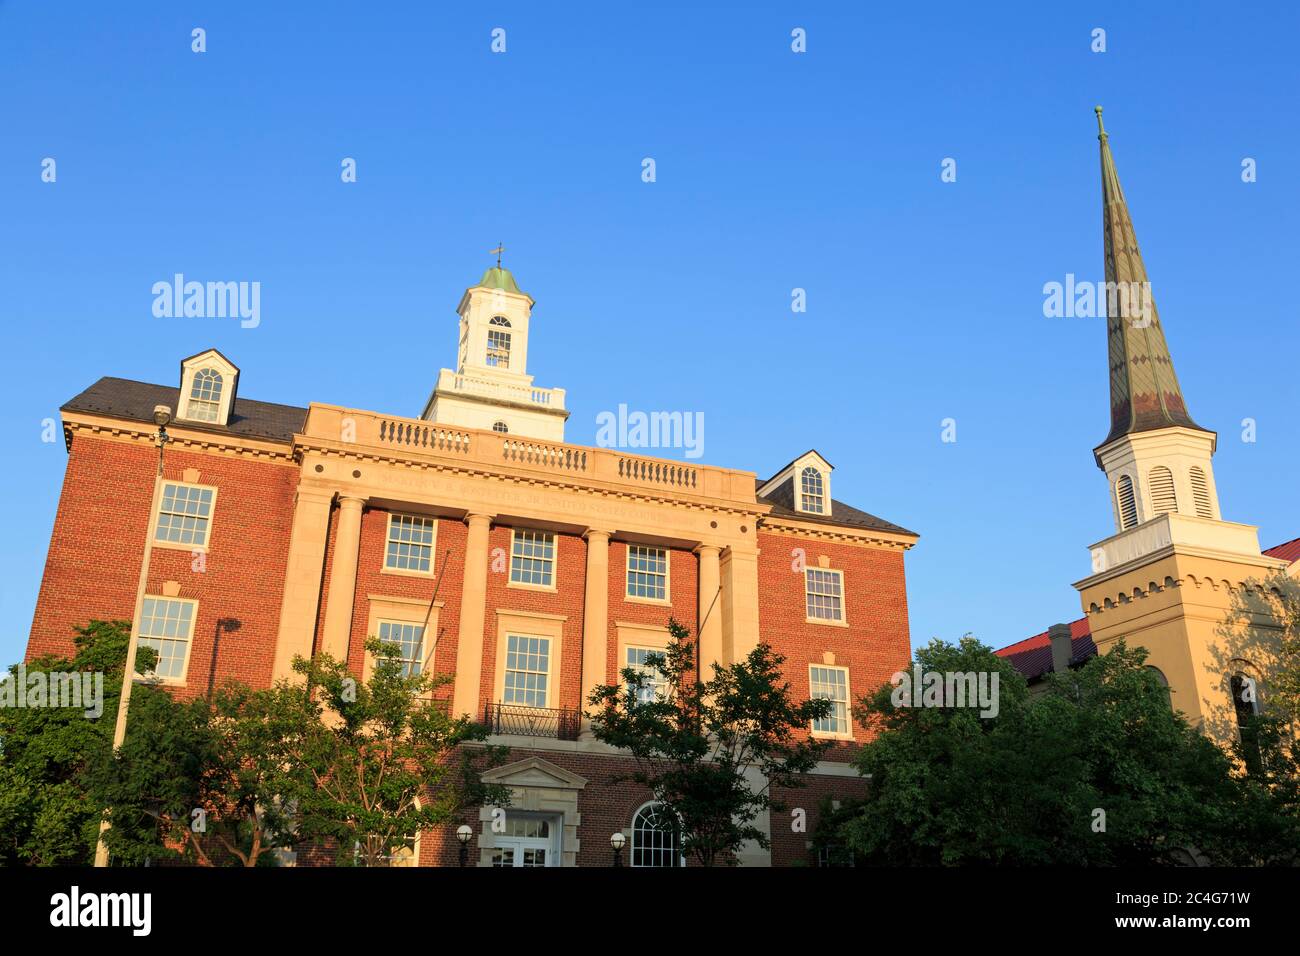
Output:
[{"xmin": 1096, "ymin": 106, "xmax": 1207, "ymax": 449}]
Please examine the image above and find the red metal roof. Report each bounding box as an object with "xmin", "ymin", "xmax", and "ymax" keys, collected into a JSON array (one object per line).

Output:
[
  {"xmin": 1263, "ymin": 537, "xmax": 1300, "ymax": 564},
  {"xmin": 995, "ymin": 617, "xmax": 1095, "ymax": 682}
]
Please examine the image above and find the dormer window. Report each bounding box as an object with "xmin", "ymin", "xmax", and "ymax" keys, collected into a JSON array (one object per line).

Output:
[
  {"xmin": 187, "ymin": 369, "xmax": 224, "ymax": 422},
  {"xmin": 800, "ymin": 466, "xmax": 825, "ymax": 514},
  {"xmin": 177, "ymin": 349, "xmax": 239, "ymax": 426}
]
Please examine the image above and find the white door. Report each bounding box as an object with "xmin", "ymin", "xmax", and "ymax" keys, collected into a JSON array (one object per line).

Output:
[{"xmin": 490, "ymin": 814, "xmax": 561, "ymax": 867}]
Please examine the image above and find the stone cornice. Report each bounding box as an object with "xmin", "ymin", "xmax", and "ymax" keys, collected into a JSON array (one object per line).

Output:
[
  {"xmin": 757, "ymin": 516, "xmax": 917, "ymax": 551},
  {"xmin": 62, "ymin": 412, "xmax": 297, "ymax": 463}
]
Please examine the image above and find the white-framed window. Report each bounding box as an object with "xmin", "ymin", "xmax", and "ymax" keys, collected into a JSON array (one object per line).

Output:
[
  {"xmin": 630, "ymin": 802, "xmax": 683, "ymax": 867},
  {"xmin": 486, "ymin": 328, "xmax": 511, "ymax": 368},
  {"xmin": 503, "ymin": 634, "xmax": 551, "ymax": 708},
  {"xmin": 137, "ymin": 596, "xmax": 198, "ymax": 683},
  {"xmin": 492, "ymin": 421, "xmax": 509, "ymax": 433},
  {"xmin": 805, "ymin": 568, "xmax": 844, "ymax": 623},
  {"xmin": 800, "ymin": 466, "xmax": 825, "ymax": 514},
  {"xmin": 809, "ymin": 664, "xmax": 851, "ymax": 736},
  {"xmin": 510, "ymin": 530, "xmax": 556, "ymax": 588},
  {"xmin": 377, "ymin": 620, "xmax": 425, "ymax": 677},
  {"xmin": 154, "ymin": 482, "xmax": 217, "ymax": 548},
  {"xmin": 186, "ymin": 368, "xmax": 224, "ymax": 422},
  {"xmin": 385, "ymin": 514, "xmax": 436, "ymax": 574},
  {"xmin": 625, "ymin": 645, "xmax": 668, "ymax": 703},
  {"xmin": 626, "ymin": 545, "xmax": 668, "ymax": 601},
  {"xmin": 490, "ymin": 814, "xmax": 559, "ymax": 868}
]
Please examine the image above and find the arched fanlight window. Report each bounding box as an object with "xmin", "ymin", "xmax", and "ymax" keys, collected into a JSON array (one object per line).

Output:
[
  {"xmin": 1189, "ymin": 466, "xmax": 1212, "ymax": 518},
  {"xmin": 800, "ymin": 467, "xmax": 825, "ymax": 514},
  {"xmin": 492, "ymin": 421, "xmax": 509, "ymax": 434},
  {"xmin": 188, "ymin": 368, "xmax": 224, "ymax": 422},
  {"xmin": 489, "ymin": 316, "xmax": 511, "ymax": 327},
  {"xmin": 1115, "ymin": 475, "xmax": 1138, "ymax": 530},
  {"xmin": 1149, "ymin": 465, "xmax": 1178, "ymax": 516},
  {"xmin": 631, "ymin": 802, "xmax": 683, "ymax": 868}
]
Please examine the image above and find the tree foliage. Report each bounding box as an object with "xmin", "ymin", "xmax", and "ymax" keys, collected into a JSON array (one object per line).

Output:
[{"xmin": 588, "ymin": 617, "xmax": 831, "ymax": 866}]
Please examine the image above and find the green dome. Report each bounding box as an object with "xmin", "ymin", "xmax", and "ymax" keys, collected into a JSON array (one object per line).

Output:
[{"xmin": 476, "ymin": 266, "xmax": 524, "ymax": 296}]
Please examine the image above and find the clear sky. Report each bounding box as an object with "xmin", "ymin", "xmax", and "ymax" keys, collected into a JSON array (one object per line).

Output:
[{"xmin": 2, "ymin": 2, "xmax": 1298, "ymax": 669}]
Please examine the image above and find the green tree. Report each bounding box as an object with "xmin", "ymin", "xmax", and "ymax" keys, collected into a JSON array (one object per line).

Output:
[
  {"xmin": 289, "ymin": 638, "xmax": 508, "ymax": 866},
  {"xmin": 0, "ymin": 620, "xmax": 153, "ymax": 866},
  {"xmin": 834, "ymin": 635, "xmax": 1300, "ymax": 865},
  {"xmin": 588, "ymin": 617, "xmax": 832, "ymax": 866}
]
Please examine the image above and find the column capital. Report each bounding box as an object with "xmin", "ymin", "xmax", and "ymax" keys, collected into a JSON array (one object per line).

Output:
[
  {"xmin": 693, "ymin": 542, "xmax": 722, "ymax": 557},
  {"xmin": 583, "ymin": 527, "xmax": 615, "ymax": 542},
  {"xmin": 337, "ymin": 494, "xmax": 367, "ymax": 509},
  {"xmin": 464, "ymin": 512, "xmax": 494, "ymax": 528}
]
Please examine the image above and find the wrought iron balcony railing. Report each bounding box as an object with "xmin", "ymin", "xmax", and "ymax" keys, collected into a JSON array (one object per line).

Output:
[{"xmin": 484, "ymin": 702, "xmax": 582, "ymax": 741}]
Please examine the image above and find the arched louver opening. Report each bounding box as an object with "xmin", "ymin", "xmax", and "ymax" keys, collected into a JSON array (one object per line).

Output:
[
  {"xmin": 1149, "ymin": 465, "xmax": 1178, "ymax": 516},
  {"xmin": 1189, "ymin": 466, "xmax": 1212, "ymax": 518},
  {"xmin": 1115, "ymin": 475, "xmax": 1138, "ymax": 530}
]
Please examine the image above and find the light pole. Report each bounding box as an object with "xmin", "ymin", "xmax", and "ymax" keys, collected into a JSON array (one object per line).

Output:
[
  {"xmin": 94, "ymin": 405, "xmax": 172, "ymax": 867},
  {"xmin": 456, "ymin": 824, "xmax": 473, "ymax": 867},
  {"xmin": 610, "ymin": 831, "xmax": 626, "ymax": 867}
]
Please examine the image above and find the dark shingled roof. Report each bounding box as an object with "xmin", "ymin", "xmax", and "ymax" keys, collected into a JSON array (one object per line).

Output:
[
  {"xmin": 62, "ymin": 377, "xmax": 307, "ymax": 444},
  {"xmin": 754, "ymin": 479, "xmax": 916, "ymax": 537}
]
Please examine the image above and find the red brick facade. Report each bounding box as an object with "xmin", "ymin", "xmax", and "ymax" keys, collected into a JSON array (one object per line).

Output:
[{"xmin": 29, "ymin": 406, "xmax": 915, "ymax": 867}]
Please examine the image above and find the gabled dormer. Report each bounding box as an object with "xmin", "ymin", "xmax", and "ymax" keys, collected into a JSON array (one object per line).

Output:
[
  {"xmin": 178, "ymin": 349, "xmax": 239, "ymax": 426},
  {"xmin": 758, "ymin": 450, "xmax": 834, "ymax": 518}
]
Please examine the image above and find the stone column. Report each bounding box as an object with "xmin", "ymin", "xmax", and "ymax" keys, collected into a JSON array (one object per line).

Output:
[
  {"xmin": 320, "ymin": 495, "xmax": 366, "ymax": 662},
  {"xmin": 271, "ymin": 487, "xmax": 336, "ymax": 681},
  {"xmin": 580, "ymin": 529, "xmax": 613, "ymax": 735},
  {"xmin": 721, "ymin": 545, "xmax": 761, "ymax": 664},
  {"xmin": 695, "ymin": 544, "xmax": 723, "ymax": 674},
  {"xmin": 452, "ymin": 513, "xmax": 493, "ymax": 720}
]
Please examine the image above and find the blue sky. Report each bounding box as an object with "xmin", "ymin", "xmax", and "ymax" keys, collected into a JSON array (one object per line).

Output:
[{"xmin": 2, "ymin": 1, "xmax": 1298, "ymax": 668}]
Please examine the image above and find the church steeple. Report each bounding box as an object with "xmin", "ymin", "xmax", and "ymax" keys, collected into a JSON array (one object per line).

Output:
[{"xmin": 1096, "ymin": 106, "xmax": 1208, "ymax": 450}]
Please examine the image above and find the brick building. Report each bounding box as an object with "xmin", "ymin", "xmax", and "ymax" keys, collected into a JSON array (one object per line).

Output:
[{"xmin": 27, "ymin": 264, "xmax": 917, "ymax": 866}]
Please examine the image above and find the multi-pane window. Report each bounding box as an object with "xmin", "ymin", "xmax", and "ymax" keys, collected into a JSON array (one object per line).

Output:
[
  {"xmin": 805, "ymin": 568, "xmax": 844, "ymax": 622},
  {"xmin": 810, "ymin": 665, "xmax": 850, "ymax": 736},
  {"xmin": 503, "ymin": 635, "xmax": 550, "ymax": 707},
  {"xmin": 378, "ymin": 620, "xmax": 425, "ymax": 677},
  {"xmin": 137, "ymin": 597, "xmax": 197, "ymax": 682},
  {"xmin": 155, "ymin": 483, "xmax": 215, "ymax": 547},
  {"xmin": 493, "ymin": 421, "xmax": 509, "ymax": 433},
  {"xmin": 385, "ymin": 514, "xmax": 435, "ymax": 573},
  {"xmin": 490, "ymin": 816, "xmax": 553, "ymax": 868},
  {"xmin": 800, "ymin": 466, "xmax": 825, "ymax": 514},
  {"xmin": 187, "ymin": 368, "xmax": 224, "ymax": 422},
  {"xmin": 626, "ymin": 545, "xmax": 668, "ymax": 601},
  {"xmin": 631, "ymin": 803, "xmax": 682, "ymax": 868},
  {"xmin": 510, "ymin": 530, "xmax": 555, "ymax": 587},
  {"xmin": 625, "ymin": 646, "xmax": 667, "ymax": 704},
  {"xmin": 486, "ymin": 328, "xmax": 511, "ymax": 368}
]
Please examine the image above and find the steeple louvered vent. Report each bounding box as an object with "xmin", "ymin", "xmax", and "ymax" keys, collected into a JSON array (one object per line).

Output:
[
  {"xmin": 1116, "ymin": 475, "xmax": 1138, "ymax": 530},
  {"xmin": 1189, "ymin": 466, "xmax": 1213, "ymax": 518},
  {"xmin": 1149, "ymin": 466, "xmax": 1178, "ymax": 516}
]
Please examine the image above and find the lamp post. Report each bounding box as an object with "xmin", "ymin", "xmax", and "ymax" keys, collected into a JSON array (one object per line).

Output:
[
  {"xmin": 94, "ymin": 405, "xmax": 172, "ymax": 867},
  {"xmin": 610, "ymin": 831, "xmax": 626, "ymax": 867},
  {"xmin": 456, "ymin": 824, "xmax": 473, "ymax": 867}
]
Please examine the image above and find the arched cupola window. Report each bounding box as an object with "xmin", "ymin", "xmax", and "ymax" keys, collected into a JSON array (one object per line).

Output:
[
  {"xmin": 486, "ymin": 321, "xmax": 512, "ymax": 368},
  {"xmin": 492, "ymin": 421, "xmax": 509, "ymax": 433},
  {"xmin": 1115, "ymin": 475, "xmax": 1138, "ymax": 530}
]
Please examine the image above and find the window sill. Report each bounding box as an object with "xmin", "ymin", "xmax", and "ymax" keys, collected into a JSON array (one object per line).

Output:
[
  {"xmin": 381, "ymin": 565, "xmax": 436, "ymax": 579},
  {"xmin": 624, "ymin": 594, "xmax": 671, "ymax": 607},
  {"xmin": 810, "ymin": 729, "xmax": 855, "ymax": 742},
  {"xmin": 507, "ymin": 580, "xmax": 558, "ymax": 594},
  {"xmin": 805, "ymin": 616, "xmax": 849, "ymax": 628},
  {"xmin": 153, "ymin": 538, "xmax": 210, "ymax": 554}
]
